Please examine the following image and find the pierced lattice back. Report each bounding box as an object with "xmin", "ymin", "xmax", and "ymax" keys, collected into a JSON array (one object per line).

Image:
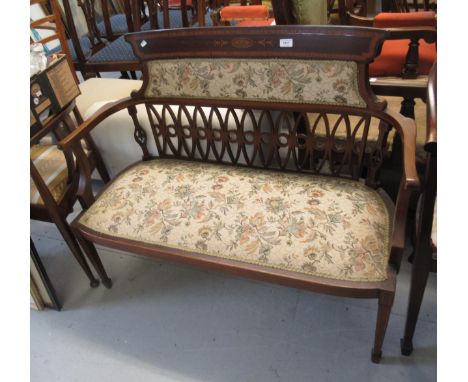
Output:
[
  {"xmin": 122, "ymin": 26, "xmax": 393, "ymax": 185},
  {"xmin": 127, "ymin": 102, "xmax": 392, "ymax": 186}
]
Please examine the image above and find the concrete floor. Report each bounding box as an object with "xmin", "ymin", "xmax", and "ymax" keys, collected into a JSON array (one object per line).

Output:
[{"xmin": 31, "ymin": 205, "xmax": 436, "ymax": 382}]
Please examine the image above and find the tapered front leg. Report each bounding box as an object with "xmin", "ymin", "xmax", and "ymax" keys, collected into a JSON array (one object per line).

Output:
[
  {"xmin": 74, "ymin": 228, "xmax": 112, "ymax": 289},
  {"xmin": 53, "ymin": 215, "xmax": 99, "ymax": 288},
  {"xmin": 372, "ymin": 290, "xmax": 395, "ymax": 363}
]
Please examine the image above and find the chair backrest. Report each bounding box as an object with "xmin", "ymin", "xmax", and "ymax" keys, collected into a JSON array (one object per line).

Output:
[
  {"xmin": 100, "ymin": 26, "xmax": 417, "ymax": 188},
  {"xmin": 212, "ymin": 1, "xmax": 264, "ymax": 5},
  {"xmin": 77, "ymin": 0, "xmax": 135, "ymax": 41},
  {"xmin": 212, "ymin": 0, "xmax": 272, "ymax": 26},
  {"xmin": 61, "ymin": 0, "xmax": 106, "ymax": 67},
  {"xmin": 271, "ymin": 0, "xmax": 366, "ymax": 25},
  {"xmin": 386, "ymin": 0, "xmax": 436, "ymax": 13},
  {"xmin": 30, "ymin": 0, "xmax": 78, "ymax": 83},
  {"xmin": 131, "ymin": 0, "xmax": 200, "ymax": 30}
]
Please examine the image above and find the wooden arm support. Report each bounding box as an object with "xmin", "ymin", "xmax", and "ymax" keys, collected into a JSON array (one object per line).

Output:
[
  {"xmin": 382, "ymin": 108, "xmax": 420, "ymax": 269},
  {"xmin": 425, "ymin": 61, "xmax": 437, "ymax": 154}
]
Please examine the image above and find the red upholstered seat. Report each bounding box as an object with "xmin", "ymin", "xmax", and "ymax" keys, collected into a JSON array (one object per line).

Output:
[
  {"xmin": 220, "ymin": 5, "xmax": 269, "ymax": 20},
  {"xmin": 373, "ymin": 11, "xmax": 436, "ymax": 28},
  {"xmin": 237, "ymin": 18, "xmax": 275, "ymax": 26},
  {"xmin": 168, "ymin": 0, "xmax": 193, "ymax": 6},
  {"xmin": 370, "ymin": 40, "xmax": 436, "ymax": 77},
  {"xmin": 369, "ymin": 12, "xmax": 436, "ymax": 77}
]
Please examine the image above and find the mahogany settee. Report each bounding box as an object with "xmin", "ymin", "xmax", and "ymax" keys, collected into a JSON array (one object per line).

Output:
[{"xmin": 60, "ymin": 26, "xmax": 419, "ymax": 362}]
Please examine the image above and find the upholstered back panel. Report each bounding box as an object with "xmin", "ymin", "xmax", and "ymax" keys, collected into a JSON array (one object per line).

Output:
[
  {"xmin": 116, "ymin": 27, "xmax": 395, "ymax": 185},
  {"xmin": 145, "ymin": 59, "xmax": 366, "ymax": 108}
]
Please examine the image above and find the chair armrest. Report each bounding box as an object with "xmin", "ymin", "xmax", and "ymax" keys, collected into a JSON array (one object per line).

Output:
[
  {"xmin": 385, "ymin": 27, "xmax": 437, "ymax": 44},
  {"xmin": 384, "ymin": 109, "xmax": 421, "ymax": 269},
  {"xmin": 58, "ymin": 96, "xmax": 134, "ymax": 151},
  {"xmin": 220, "ymin": 5, "xmax": 270, "ymax": 21},
  {"xmin": 425, "ymin": 62, "xmax": 437, "ymax": 154},
  {"xmin": 384, "ymin": 108, "xmax": 420, "ymax": 189},
  {"xmin": 346, "ymin": 14, "xmax": 374, "ymax": 27},
  {"xmin": 384, "ymin": 27, "xmax": 436, "ymax": 79}
]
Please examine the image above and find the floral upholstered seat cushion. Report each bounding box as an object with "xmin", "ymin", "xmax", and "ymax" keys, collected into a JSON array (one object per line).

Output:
[{"xmin": 78, "ymin": 159, "xmax": 392, "ymax": 282}]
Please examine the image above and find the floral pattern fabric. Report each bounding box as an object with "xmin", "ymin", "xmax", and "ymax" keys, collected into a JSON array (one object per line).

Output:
[
  {"xmin": 79, "ymin": 159, "xmax": 391, "ymax": 282},
  {"xmin": 146, "ymin": 59, "xmax": 366, "ymax": 108}
]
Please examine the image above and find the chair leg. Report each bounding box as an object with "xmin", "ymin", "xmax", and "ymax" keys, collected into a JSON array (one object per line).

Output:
[
  {"xmin": 371, "ymin": 291, "xmax": 394, "ymax": 363},
  {"xmin": 74, "ymin": 229, "xmax": 112, "ymax": 289},
  {"xmin": 52, "ymin": 216, "xmax": 99, "ymax": 288},
  {"xmin": 400, "ymin": 96, "xmax": 416, "ymax": 119},
  {"xmin": 401, "ymin": 250, "xmax": 431, "ymax": 356}
]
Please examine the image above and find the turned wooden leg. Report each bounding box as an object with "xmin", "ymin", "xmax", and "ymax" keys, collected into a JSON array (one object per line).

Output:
[
  {"xmin": 400, "ymin": 97, "xmax": 416, "ymax": 119},
  {"xmin": 52, "ymin": 216, "xmax": 99, "ymax": 288},
  {"xmin": 401, "ymin": 249, "xmax": 432, "ymax": 356},
  {"xmin": 372, "ymin": 291, "xmax": 394, "ymax": 363},
  {"xmin": 74, "ymin": 229, "xmax": 112, "ymax": 289}
]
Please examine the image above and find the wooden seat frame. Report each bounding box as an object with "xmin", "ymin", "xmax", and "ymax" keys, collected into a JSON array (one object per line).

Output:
[{"xmin": 59, "ymin": 26, "xmax": 419, "ymax": 362}]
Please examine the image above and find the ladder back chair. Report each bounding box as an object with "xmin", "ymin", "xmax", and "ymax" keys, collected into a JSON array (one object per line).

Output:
[{"xmin": 30, "ymin": 0, "xmax": 78, "ymax": 83}]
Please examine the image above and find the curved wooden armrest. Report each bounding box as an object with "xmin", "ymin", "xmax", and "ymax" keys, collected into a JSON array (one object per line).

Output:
[
  {"xmin": 31, "ymin": 101, "xmax": 76, "ymax": 145},
  {"xmin": 384, "ymin": 109, "xmax": 421, "ymax": 267},
  {"xmin": 384, "ymin": 108, "xmax": 420, "ymax": 189},
  {"xmin": 58, "ymin": 97, "xmax": 134, "ymax": 151},
  {"xmin": 385, "ymin": 27, "xmax": 437, "ymax": 44},
  {"xmin": 347, "ymin": 14, "xmax": 374, "ymax": 27},
  {"xmin": 425, "ymin": 62, "xmax": 437, "ymax": 154}
]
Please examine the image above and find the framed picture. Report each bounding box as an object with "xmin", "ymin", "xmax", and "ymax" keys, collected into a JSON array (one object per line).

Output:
[{"xmin": 30, "ymin": 238, "xmax": 61, "ymax": 311}]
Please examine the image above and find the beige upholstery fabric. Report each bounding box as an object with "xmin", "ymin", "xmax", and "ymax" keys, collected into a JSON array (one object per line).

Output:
[
  {"xmin": 30, "ymin": 144, "xmax": 68, "ymax": 205},
  {"xmin": 76, "ymin": 78, "xmax": 142, "ymax": 115},
  {"xmin": 146, "ymin": 59, "xmax": 366, "ymax": 108},
  {"xmin": 79, "ymin": 159, "xmax": 392, "ymax": 282},
  {"xmin": 292, "ymin": 0, "xmax": 328, "ymax": 25}
]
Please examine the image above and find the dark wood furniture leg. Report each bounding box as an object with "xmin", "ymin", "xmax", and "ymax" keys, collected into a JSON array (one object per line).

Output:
[
  {"xmin": 53, "ymin": 214, "xmax": 100, "ymax": 288},
  {"xmin": 400, "ymin": 251, "xmax": 431, "ymax": 355},
  {"xmin": 372, "ymin": 290, "xmax": 394, "ymax": 363},
  {"xmin": 74, "ymin": 229, "xmax": 113, "ymax": 288}
]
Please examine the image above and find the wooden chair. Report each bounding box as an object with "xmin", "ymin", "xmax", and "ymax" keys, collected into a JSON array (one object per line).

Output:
[
  {"xmin": 401, "ymin": 62, "xmax": 436, "ymax": 356},
  {"xmin": 132, "ymin": 0, "xmax": 209, "ymax": 31},
  {"xmin": 82, "ymin": 0, "xmax": 211, "ymax": 76},
  {"xmin": 211, "ymin": 1, "xmax": 275, "ymax": 26},
  {"xmin": 31, "ymin": 2, "xmax": 111, "ymax": 288},
  {"xmin": 270, "ymin": 0, "xmax": 366, "ymax": 25},
  {"xmin": 340, "ymin": 2, "xmax": 437, "ymax": 87},
  {"xmin": 30, "ymin": 0, "xmax": 78, "ymax": 83},
  {"xmin": 31, "ymin": 101, "xmax": 105, "ymax": 288},
  {"xmin": 77, "ymin": 0, "xmax": 135, "ymax": 42},
  {"xmin": 31, "ymin": 0, "xmax": 111, "ymax": 182},
  {"xmin": 382, "ymin": 0, "xmax": 436, "ymax": 12},
  {"xmin": 338, "ymin": 3, "xmax": 435, "ymax": 191},
  {"xmin": 51, "ymin": 0, "xmax": 109, "ymax": 79}
]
